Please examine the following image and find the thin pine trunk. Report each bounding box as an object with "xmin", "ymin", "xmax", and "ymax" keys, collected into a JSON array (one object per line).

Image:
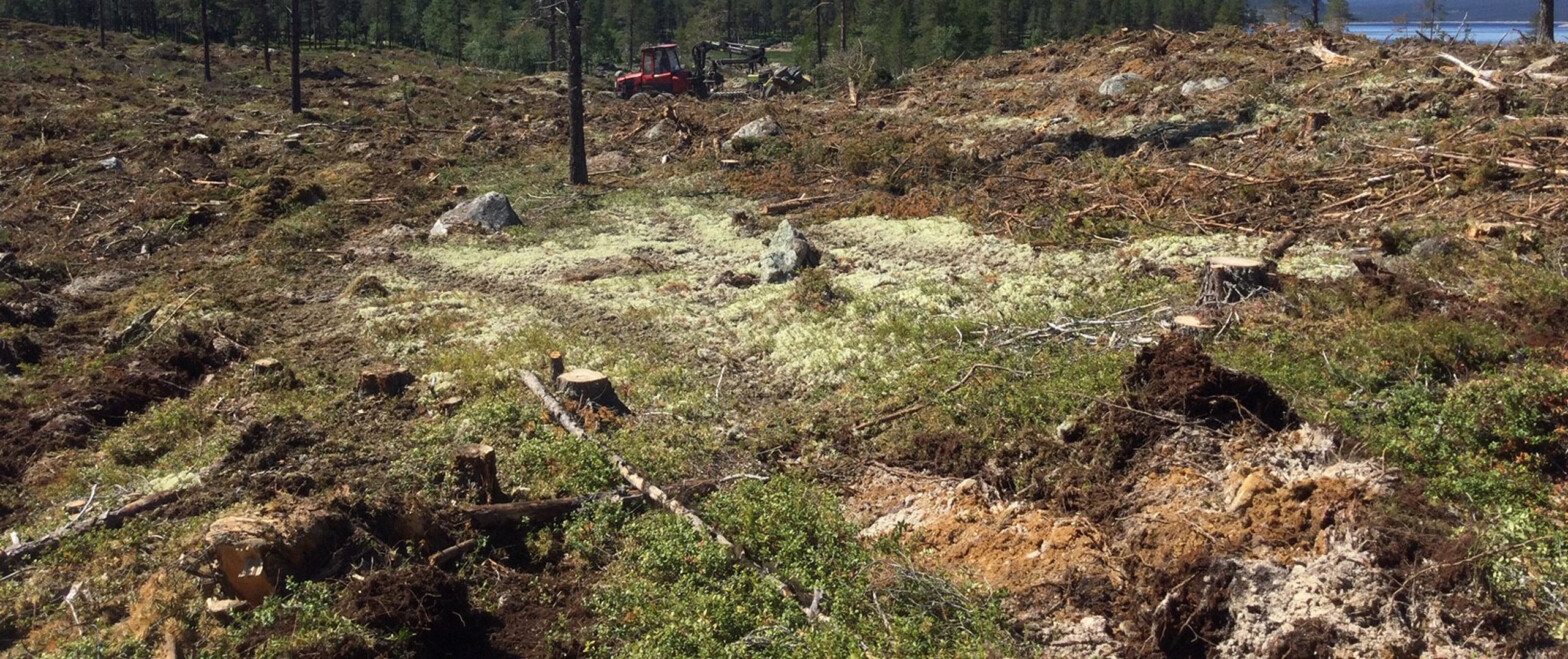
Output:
[{"xmin": 568, "ymin": 0, "xmax": 588, "ymax": 185}]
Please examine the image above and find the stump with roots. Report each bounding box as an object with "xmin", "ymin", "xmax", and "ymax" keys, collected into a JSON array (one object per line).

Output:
[{"xmin": 1198, "ymin": 256, "xmax": 1272, "ymax": 306}]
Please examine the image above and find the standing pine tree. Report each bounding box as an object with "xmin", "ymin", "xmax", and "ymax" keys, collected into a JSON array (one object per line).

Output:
[
  {"xmin": 1326, "ymin": 0, "xmax": 1351, "ymax": 31},
  {"xmin": 291, "ymin": 0, "xmax": 301, "ymax": 113},
  {"xmin": 200, "ymin": 0, "xmax": 211, "ymax": 80},
  {"xmin": 1541, "ymin": 0, "xmax": 1554, "ymax": 42},
  {"xmin": 567, "ymin": 0, "xmax": 587, "ymax": 185}
]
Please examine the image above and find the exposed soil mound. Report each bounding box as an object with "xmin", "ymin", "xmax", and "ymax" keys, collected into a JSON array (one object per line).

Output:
[
  {"xmin": 337, "ymin": 565, "xmax": 494, "ymax": 656},
  {"xmin": 1124, "ymin": 335, "xmax": 1297, "ymax": 431},
  {"xmin": 0, "ymin": 328, "xmax": 243, "ymax": 518}
]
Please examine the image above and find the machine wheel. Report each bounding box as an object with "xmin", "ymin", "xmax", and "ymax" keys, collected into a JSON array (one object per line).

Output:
[
  {"xmin": 693, "ymin": 80, "xmax": 710, "ymax": 99},
  {"xmin": 617, "ymin": 81, "xmax": 635, "ymax": 99}
]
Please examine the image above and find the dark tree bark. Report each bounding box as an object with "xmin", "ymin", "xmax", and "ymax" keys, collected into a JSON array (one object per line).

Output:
[
  {"xmin": 1310, "ymin": 0, "xmax": 1320, "ymax": 24},
  {"xmin": 200, "ymin": 0, "xmax": 211, "ymax": 81},
  {"xmin": 455, "ymin": 0, "xmax": 463, "ymax": 65},
  {"xmin": 546, "ymin": 0, "xmax": 557, "ymax": 70},
  {"xmin": 839, "ymin": 0, "xmax": 847, "ymax": 50},
  {"xmin": 568, "ymin": 0, "xmax": 588, "ymax": 185},
  {"xmin": 263, "ymin": 0, "xmax": 272, "ymax": 72},
  {"xmin": 98, "ymin": 0, "xmax": 105, "ymax": 46},
  {"xmin": 291, "ymin": 0, "xmax": 302, "ymax": 113},
  {"xmin": 1543, "ymin": 0, "xmax": 1555, "ymax": 42},
  {"xmin": 815, "ymin": 2, "xmax": 824, "ymax": 63}
]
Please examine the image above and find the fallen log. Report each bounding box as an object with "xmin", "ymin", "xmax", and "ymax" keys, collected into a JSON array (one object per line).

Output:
[
  {"xmin": 763, "ymin": 194, "xmax": 833, "ymax": 216},
  {"xmin": 2, "ymin": 486, "xmax": 188, "ymax": 569},
  {"xmin": 465, "ymin": 479, "xmax": 720, "ymax": 529},
  {"xmin": 519, "ymin": 368, "xmax": 828, "ymax": 622}
]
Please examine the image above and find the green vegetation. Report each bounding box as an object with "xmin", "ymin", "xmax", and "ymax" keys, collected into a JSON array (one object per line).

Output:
[{"xmin": 586, "ymin": 476, "xmax": 1018, "ymax": 657}]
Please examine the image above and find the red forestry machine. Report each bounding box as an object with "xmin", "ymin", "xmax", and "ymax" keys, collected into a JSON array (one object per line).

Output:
[{"xmin": 614, "ymin": 41, "xmax": 810, "ymax": 99}]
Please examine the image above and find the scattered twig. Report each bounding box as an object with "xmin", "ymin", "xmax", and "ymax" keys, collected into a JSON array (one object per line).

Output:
[{"xmin": 520, "ymin": 369, "xmax": 829, "ymax": 622}]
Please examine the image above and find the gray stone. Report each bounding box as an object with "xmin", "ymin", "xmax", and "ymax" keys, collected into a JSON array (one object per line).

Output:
[
  {"xmin": 98, "ymin": 156, "xmax": 124, "ymax": 171},
  {"xmin": 723, "ymin": 116, "xmax": 781, "ymax": 152},
  {"xmin": 759, "ymin": 220, "xmax": 822, "ymax": 283},
  {"xmin": 1410, "ymin": 236, "xmax": 1462, "ymax": 259},
  {"xmin": 1097, "ymin": 72, "xmax": 1144, "ymax": 97},
  {"xmin": 430, "ymin": 192, "xmax": 521, "ymax": 238},
  {"xmin": 346, "ymin": 142, "xmax": 371, "ymax": 154},
  {"xmin": 1180, "ymin": 76, "xmax": 1232, "ymax": 97}
]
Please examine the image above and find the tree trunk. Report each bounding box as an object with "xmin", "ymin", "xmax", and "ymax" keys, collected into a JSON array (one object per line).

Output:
[
  {"xmin": 547, "ymin": 1, "xmax": 557, "ymax": 70},
  {"xmin": 1198, "ymin": 256, "xmax": 1272, "ymax": 306},
  {"xmin": 291, "ymin": 0, "xmax": 302, "ymax": 113},
  {"xmin": 263, "ymin": 7, "xmax": 271, "ymax": 72},
  {"xmin": 815, "ymin": 3, "xmax": 825, "ymax": 63},
  {"xmin": 98, "ymin": 0, "xmax": 105, "ymax": 46},
  {"xmin": 454, "ymin": 0, "xmax": 462, "ymax": 65},
  {"xmin": 1543, "ymin": 0, "xmax": 1555, "ymax": 43},
  {"xmin": 568, "ymin": 0, "xmax": 589, "ymax": 185},
  {"xmin": 625, "ymin": 1, "xmax": 634, "ymax": 68},
  {"xmin": 200, "ymin": 0, "xmax": 211, "ymax": 81},
  {"xmin": 452, "ymin": 443, "xmax": 506, "ymax": 504},
  {"xmin": 839, "ymin": 0, "xmax": 847, "ymax": 50}
]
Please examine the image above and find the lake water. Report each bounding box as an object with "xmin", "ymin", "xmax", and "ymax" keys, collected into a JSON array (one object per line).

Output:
[{"xmin": 1346, "ymin": 21, "xmax": 1560, "ymax": 43}]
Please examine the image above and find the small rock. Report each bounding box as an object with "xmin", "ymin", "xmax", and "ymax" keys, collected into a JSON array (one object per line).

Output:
[
  {"xmin": 429, "ymin": 191, "xmax": 521, "ymax": 238},
  {"xmin": 450, "ymin": 184, "xmax": 469, "ymax": 197},
  {"xmin": 759, "ymin": 220, "xmax": 822, "ymax": 283},
  {"xmin": 62, "ymin": 498, "xmax": 89, "ymax": 514},
  {"xmin": 641, "ymin": 118, "xmax": 675, "ymax": 141},
  {"xmin": 345, "ymin": 141, "xmax": 371, "ymax": 154},
  {"xmin": 1410, "ymin": 236, "xmax": 1461, "ymax": 259},
  {"xmin": 462, "ymin": 125, "xmax": 484, "ymax": 143},
  {"xmin": 98, "ymin": 156, "xmax": 124, "ymax": 171},
  {"xmin": 723, "ymin": 116, "xmax": 781, "ymax": 152},
  {"xmin": 39, "ymin": 413, "xmax": 92, "ymax": 438},
  {"xmin": 252, "ymin": 358, "xmax": 283, "ymax": 375},
  {"xmin": 1180, "ymin": 76, "xmax": 1232, "ymax": 97},
  {"xmin": 1098, "ymin": 72, "xmax": 1144, "ymax": 97},
  {"xmin": 358, "ymin": 364, "xmax": 415, "ymax": 396},
  {"xmin": 380, "ymin": 224, "xmax": 417, "ymax": 241}
]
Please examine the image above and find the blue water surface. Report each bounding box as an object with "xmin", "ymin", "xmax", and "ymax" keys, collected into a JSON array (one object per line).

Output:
[{"xmin": 1346, "ymin": 21, "xmax": 1563, "ymax": 43}]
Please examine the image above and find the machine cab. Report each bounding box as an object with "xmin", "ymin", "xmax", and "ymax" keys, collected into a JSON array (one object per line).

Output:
[
  {"xmin": 616, "ymin": 44, "xmax": 699, "ymax": 98},
  {"xmin": 643, "ymin": 46, "xmax": 682, "ymax": 75}
]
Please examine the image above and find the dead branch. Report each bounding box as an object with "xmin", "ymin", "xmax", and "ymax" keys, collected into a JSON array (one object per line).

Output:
[
  {"xmin": 1299, "ymin": 41, "xmax": 1355, "ymax": 67},
  {"xmin": 1436, "ymin": 52, "xmax": 1502, "ymax": 90},
  {"xmin": 465, "ymin": 478, "xmax": 721, "ymax": 529},
  {"xmin": 519, "ymin": 369, "xmax": 827, "ymax": 622},
  {"xmin": 1, "ymin": 487, "xmax": 188, "ymax": 570},
  {"xmin": 764, "ymin": 194, "xmax": 835, "ymax": 216}
]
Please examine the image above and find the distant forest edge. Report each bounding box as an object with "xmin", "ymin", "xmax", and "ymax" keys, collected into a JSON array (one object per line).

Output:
[{"xmin": 0, "ymin": 0, "xmax": 1553, "ymax": 76}]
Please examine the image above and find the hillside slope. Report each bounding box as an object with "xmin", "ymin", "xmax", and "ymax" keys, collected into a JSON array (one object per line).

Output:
[{"xmin": 3, "ymin": 19, "xmax": 1568, "ymax": 657}]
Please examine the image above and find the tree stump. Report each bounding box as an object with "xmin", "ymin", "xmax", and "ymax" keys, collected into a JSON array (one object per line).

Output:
[
  {"xmin": 556, "ymin": 368, "xmax": 628, "ymax": 412},
  {"xmin": 1198, "ymin": 256, "xmax": 1272, "ymax": 306},
  {"xmin": 452, "ymin": 443, "xmax": 506, "ymax": 504},
  {"xmin": 357, "ymin": 364, "xmax": 414, "ymax": 396},
  {"xmin": 1171, "ymin": 314, "xmax": 1216, "ymax": 338}
]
